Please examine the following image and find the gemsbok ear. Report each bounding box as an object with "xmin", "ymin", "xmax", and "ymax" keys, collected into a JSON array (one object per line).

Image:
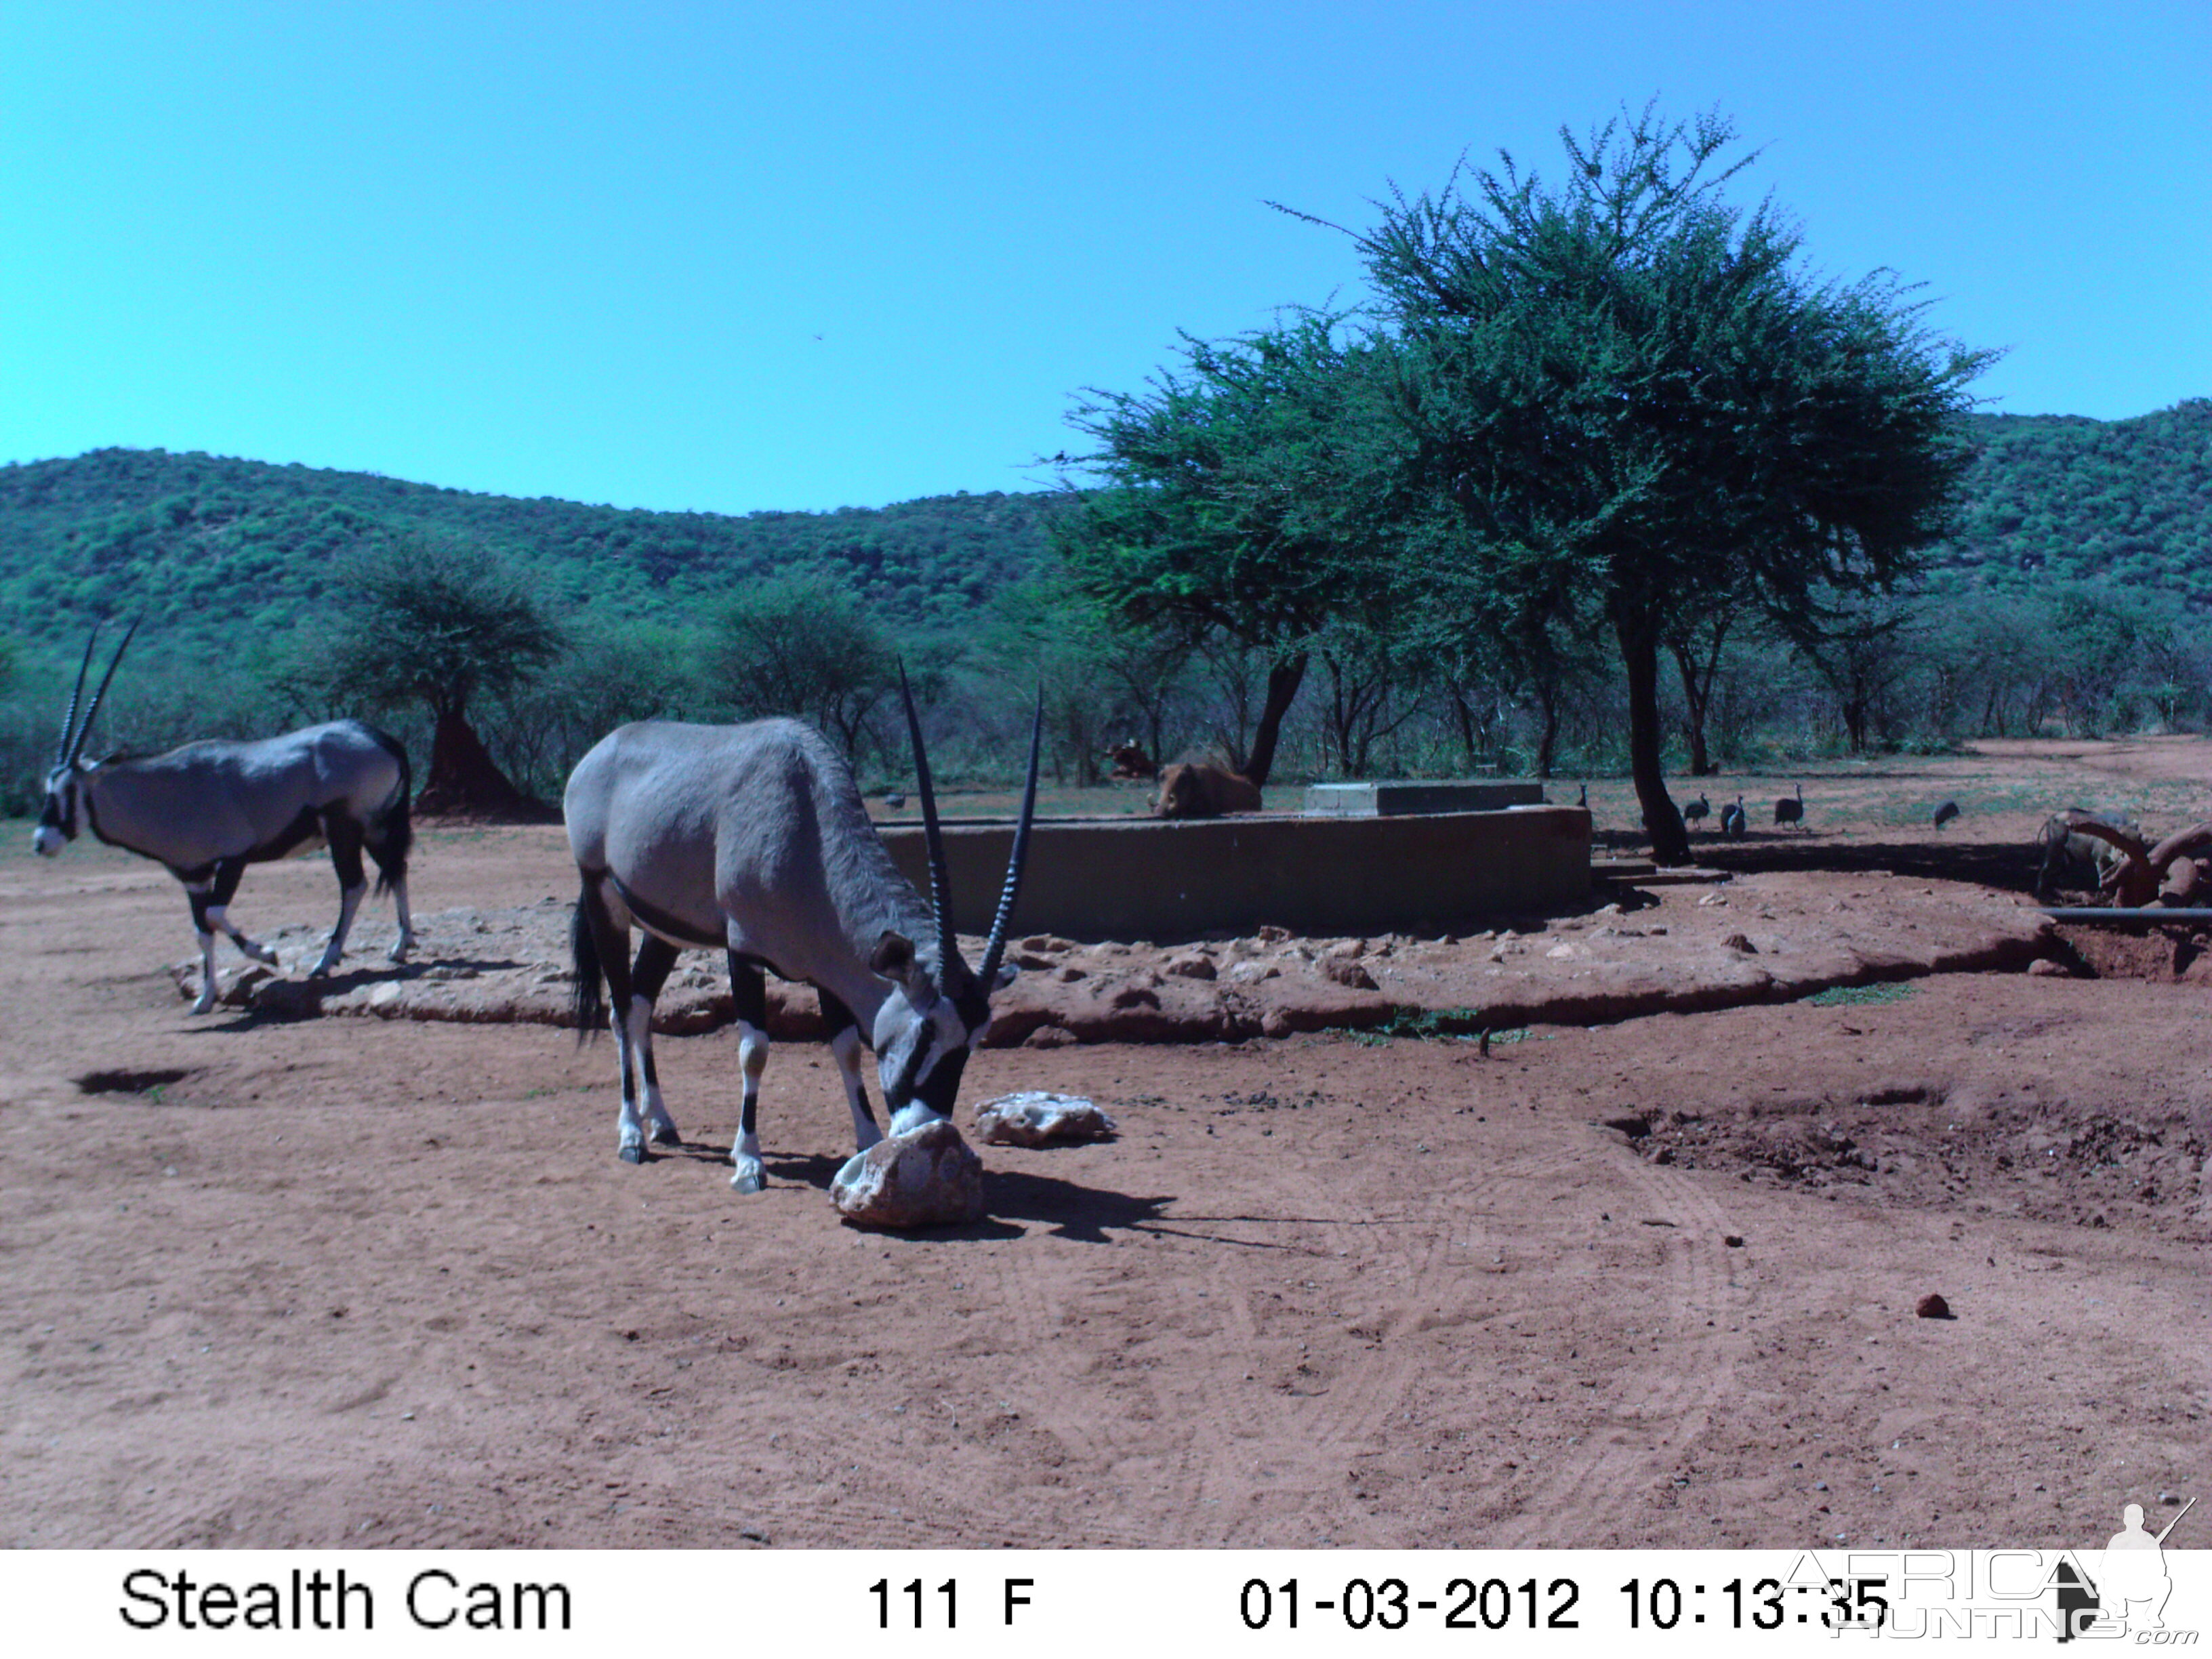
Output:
[
  {"xmin": 869, "ymin": 931, "xmax": 916, "ymax": 980},
  {"xmin": 989, "ymin": 960, "xmax": 1018, "ymax": 993}
]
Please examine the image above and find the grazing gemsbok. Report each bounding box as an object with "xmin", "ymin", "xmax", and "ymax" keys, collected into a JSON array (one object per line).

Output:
[
  {"xmin": 565, "ymin": 678, "xmax": 1042, "ymax": 1189},
  {"xmin": 33, "ymin": 622, "xmax": 416, "ymax": 1013}
]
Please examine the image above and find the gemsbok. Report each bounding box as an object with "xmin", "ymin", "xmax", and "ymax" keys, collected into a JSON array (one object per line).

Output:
[
  {"xmin": 565, "ymin": 677, "xmax": 1041, "ymax": 1190},
  {"xmin": 33, "ymin": 622, "xmax": 416, "ymax": 1012}
]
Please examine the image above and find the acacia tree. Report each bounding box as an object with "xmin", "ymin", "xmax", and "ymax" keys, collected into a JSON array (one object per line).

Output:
[
  {"xmin": 703, "ymin": 567, "xmax": 895, "ymax": 762},
  {"xmin": 321, "ymin": 537, "xmax": 565, "ymax": 815},
  {"xmin": 492, "ymin": 620, "xmax": 694, "ymax": 799},
  {"xmin": 1407, "ymin": 502, "xmax": 1612, "ymax": 778},
  {"xmin": 1321, "ymin": 103, "xmax": 1989, "ymax": 862},
  {"xmin": 1054, "ymin": 314, "xmax": 1402, "ymax": 788},
  {"xmin": 1790, "ymin": 588, "xmax": 1925, "ymax": 752}
]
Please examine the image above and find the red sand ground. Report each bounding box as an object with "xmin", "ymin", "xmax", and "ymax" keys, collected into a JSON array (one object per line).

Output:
[{"xmin": 2, "ymin": 740, "xmax": 2205, "ymax": 1549}]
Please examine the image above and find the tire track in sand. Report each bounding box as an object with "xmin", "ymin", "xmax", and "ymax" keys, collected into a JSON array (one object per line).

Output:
[{"xmin": 1493, "ymin": 1141, "xmax": 1757, "ymax": 1544}]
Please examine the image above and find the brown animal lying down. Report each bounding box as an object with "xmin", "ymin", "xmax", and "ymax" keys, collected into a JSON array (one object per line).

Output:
[
  {"xmin": 1105, "ymin": 739, "xmax": 1158, "ymax": 780},
  {"xmin": 1155, "ymin": 761, "xmax": 1262, "ymax": 818}
]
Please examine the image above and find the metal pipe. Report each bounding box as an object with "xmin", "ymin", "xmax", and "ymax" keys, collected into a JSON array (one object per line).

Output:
[{"xmin": 2040, "ymin": 907, "xmax": 2212, "ymax": 925}]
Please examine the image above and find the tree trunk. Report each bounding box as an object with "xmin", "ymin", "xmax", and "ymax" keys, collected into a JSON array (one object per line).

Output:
[
  {"xmin": 1841, "ymin": 676, "xmax": 1871, "ymax": 754},
  {"xmin": 1242, "ymin": 651, "xmax": 1309, "ymax": 789},
  {"xmin": 1451, "ymin": 690, "xmax": 1479, "ymax": 769},
  {"xmin": 1619, "ymin": 614, "xmax": 1689, "ymax": 865},
  {"xmin": 1533, "ymin": 674, "xmax": 1561, "ymax": 779},
  {"xmin": 415, "ymin": 705, "xmax": 539, "ymax": 819},
  {"xmin": 1669, "ymin": 640, "xmax": 1713, "ymax": 776}
]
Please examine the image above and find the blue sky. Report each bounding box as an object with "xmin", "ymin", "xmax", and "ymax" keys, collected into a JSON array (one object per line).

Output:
[{"xmin": 3, "ymin": 1, "xmax": 2206, "ymax": 515}]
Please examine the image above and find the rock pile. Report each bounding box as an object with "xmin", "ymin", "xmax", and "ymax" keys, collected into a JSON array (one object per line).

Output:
[{"xmin": 163, "ymin": 875, "xmax": 2055, "ymax": 1046}]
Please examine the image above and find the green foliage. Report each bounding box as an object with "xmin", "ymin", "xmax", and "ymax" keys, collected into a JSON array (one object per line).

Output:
[
  {"xmin": 1933, "ymin": 401, "xmax": 2212, "ymax": 604},
  {"xmin": 1803, "ymin": 982, "xmax": 1917, "ymax": 1007},
  {"xmin": 1058, "ymin": 315, "xmax": 1400, "ymax": 639},
  {"xmin": 489, "ymin": 620, "xmax": 697, "ymax": 800},
  {"xmin": 312, "ymin": 537, "xmax": 566, "ymax": 722},
  {"xmin": 1355, "ymin": 106, "xmax": 1984, "ymax": 621},
  {"xmin": 1376, "ymin": 1006, "xmax": 1492, "ymax": 1039},
  {"xmin": 701, "ymin": 567, "xmax": 896, "ymax": 760},
  {"xmin": 1334, "ymin": 102, "xmax": 1989, "ymax": 854},
  {"xmin": 1344, "ymin": 1010, "xmax": 1524, "ymax": 1044},
  {"xmin": 1788, "ymin": 588, "xmax": 1927, "ymax": 754},
  {"xmin": 0, "ymin": 447, "xmax": 1065, "ymax": 658},
  {"xmin": 1054, "ymin": 314, "xmax": 1407, "ymax": 783}
]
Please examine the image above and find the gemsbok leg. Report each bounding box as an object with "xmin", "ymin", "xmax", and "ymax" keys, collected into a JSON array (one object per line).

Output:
[
  {"xmin": 361, "ymin": 755, "xmax": 416, "ymax": 964},
  {"xmin": 312, "ymin": 812, "xmax": 369, "ymax": 977},
  {"xmin": 726, "ymin": 954, "xmax": 771, "ymax": 1193},
  {"xmin": 577, "ymin": 878, "xmax": 663, "ymax": 1163},
  {"xmin": 626, "ymin": 934, "xmax": 682, "ymax": 1149},
  {"xmin": 386, "ymin": 877, "xmax": 415, "ymax": 962},
  {"xmin": 817, "ymin": 989, "xmax": 885, "ymax": 1154},
  {"xmin": 185, "ymin": 857, "xmax": 282, "ymax": 1010}
]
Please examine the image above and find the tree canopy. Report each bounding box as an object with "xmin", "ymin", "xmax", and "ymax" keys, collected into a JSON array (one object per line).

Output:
[
  {"xmin": 1052, "ymin": 314, "xmax": 1405, "ymax": 786},
  {"xmin": 702, "ymin": 568, "xmax": 897, "ymax": 762},
  {"xmin": 1334, "ymin": 102, "xmax": 1990, "ymax": 859},
  {"xmin": 319, "ymin": 537, "xmax": 566, "ymax": 813}
]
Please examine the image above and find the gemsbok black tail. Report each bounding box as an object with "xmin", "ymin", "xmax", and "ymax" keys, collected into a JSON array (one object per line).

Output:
[
  {"xmin": 571, "ymin": 882, "xmax": 606, "ymax": 1044},
  {"xmin": 365, "ymin": 726, "xmax": 413, "ymax": 895}
]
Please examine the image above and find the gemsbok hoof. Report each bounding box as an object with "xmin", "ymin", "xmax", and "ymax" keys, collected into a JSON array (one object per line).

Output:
[
  {"xmin": 731, "ymin": 1166, "xmax": 764, "ymax": 1194},
  {"xmin": 618, "ymin": 1144, "xmax": 647, "ymax": 1165},
  {"xmin": 649, "ymin": 1123, "xmax": 682, "ymax": 1147}
]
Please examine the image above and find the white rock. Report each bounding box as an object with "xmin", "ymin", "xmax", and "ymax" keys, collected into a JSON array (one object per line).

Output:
[{"xmin": 973, "ymin": 1091, "xmax": 1118, "ymax": 1147}]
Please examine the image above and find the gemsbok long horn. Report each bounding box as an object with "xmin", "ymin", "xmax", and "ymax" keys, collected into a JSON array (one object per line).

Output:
[
  {"xmin": 897, "ymin": 662, "xmax": 960, "ymax": 980},
  {"xmin": 68, "ymin": 616, "xmax": 140, "ymax": 765},
  {"xmin": 976, "ymin": 691, "xmax": 1044, "ymax": 989},
  {"xmin": 56, "ymin": 626, "xmax": 102, "ymax": 764}
]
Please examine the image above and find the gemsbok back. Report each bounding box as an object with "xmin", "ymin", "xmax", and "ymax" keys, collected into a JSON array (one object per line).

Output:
[
  {"xmin": 33, "ymin": 622, "xmax": 417, "ymax": 1012},
  {"xmin": 565, "ymin": 678, "xmax": 1041, "ymax": 1190}
]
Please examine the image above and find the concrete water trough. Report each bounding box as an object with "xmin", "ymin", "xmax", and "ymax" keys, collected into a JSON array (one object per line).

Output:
[{"xmin": 879, "ymin": 804, "xmax": 1591, "ymax": 940}]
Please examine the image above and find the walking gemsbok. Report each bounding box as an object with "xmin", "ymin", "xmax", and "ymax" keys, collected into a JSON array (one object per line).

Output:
[
  {"xmin": 565, "ymin": 674, "xmax": 1042, "ymax": 1190},
  {"xmin": 33, "ymin": 621, "xmax": 415, "ymax": 1012}
]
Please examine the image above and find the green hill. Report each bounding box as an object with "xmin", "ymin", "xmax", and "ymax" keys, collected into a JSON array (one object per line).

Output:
[
  {"xmin": 2, "ymin": 399, "xmax": 2207, "ymax": 659},
  {"xmin": 1934, "ymin": 398, "xmax": 2212, "ymax": 601},
  {"xmin": 0, "ymin": 447, "xmax": 1067, "ymax": 657}
]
